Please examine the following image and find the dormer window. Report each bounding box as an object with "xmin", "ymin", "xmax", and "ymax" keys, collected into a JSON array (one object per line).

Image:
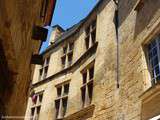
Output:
[{"xmin": 85, "ymin": 19, "xmax": 97, "ymax": 50}]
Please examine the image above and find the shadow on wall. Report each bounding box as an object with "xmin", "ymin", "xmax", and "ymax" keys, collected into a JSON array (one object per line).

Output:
[
  {"xmin": 118, "ymin": 0, "xmax": 137, "ymax": 27},
  {"xmin": 134, "ymin": 0, "xmax": 160, "ymax": 39}
]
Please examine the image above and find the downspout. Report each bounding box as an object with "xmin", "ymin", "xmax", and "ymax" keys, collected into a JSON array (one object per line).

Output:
[{"xmin": 113, "ymin": 0, "xmax": 120, "ymax": 88}]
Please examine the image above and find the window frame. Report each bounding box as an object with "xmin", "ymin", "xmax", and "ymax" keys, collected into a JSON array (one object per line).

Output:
[
  {"xmin": 147, "ymin": 35, "xmax": 160, "ymax": 85},
  {"xmin": 55, "ymin": 82, "xmax": 70, "ymax": 119}
]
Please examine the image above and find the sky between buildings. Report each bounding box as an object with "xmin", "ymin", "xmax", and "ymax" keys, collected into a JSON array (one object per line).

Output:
[{"xmin": 40, "ymin": 0, "xmax": 99, "ymax": 53}]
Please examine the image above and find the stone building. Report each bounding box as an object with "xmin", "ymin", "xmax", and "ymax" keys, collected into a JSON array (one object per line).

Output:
[
  {"xmin": 0, "ymin": 0, "xmax": 56, "ymax": 118},
  {"xmin": 25, "ymin": 0, "xmax": 160, "ymax": 120}
]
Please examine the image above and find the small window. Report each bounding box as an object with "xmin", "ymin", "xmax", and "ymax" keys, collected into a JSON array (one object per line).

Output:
[
  {"xmin": 46, "ymin": 57, "xmax": 50, "ymax": 65},
  {"xmin": 57, "ymin": 87, "xmax": 62, "ymax": 97},
  {"xmin": 43, "ymin": 66, "xmax": 48, "ymax": 79},
  {"xmin": 89, "ymin": 66, "xmax": 94, "ymax": 80},
  {"xmin": 62, "ymin": 97, "xmax": 68, "ymax": 117},
  {"xmin": 39, "ymin": 94, "xmax": 43, "ymax": 103},
  {"xmin": 39, "ymin": 69, "xmax": 43, "ymax": 81},
  {"xmin": 81, "ymin": 87, "xmax": 86, "ymax": 107},
  {"xmin": 31, "ymin": 108, "xmax": 35, "ymax": 116},
  {"xmin": 85, "ymin": 37, "xmax": 90, "ymax": 49},
  {"xmin": 69, "ymin": 42, "xmax": 74, "ymax": 51},
  {"xmin": 82, "ymin": 72, "xmax": 87, "ymax": 84},
  {"xmin": 61, "ymin": 56, "xmax": 66, "ymax": 68},
  {"xmin": 55, "ymin": 99, "xmax": 60, "ymax": 118},
  {"xmin": 63, "ymin": 46, "xmax": 67, "ymax": 54},
  {"xmin": 68, "ymin": 53, "xmax": 73, "ymax": 66},
  {"xmin": 64, "ymin": 84, "xmax": 69, "ymax": 95}
]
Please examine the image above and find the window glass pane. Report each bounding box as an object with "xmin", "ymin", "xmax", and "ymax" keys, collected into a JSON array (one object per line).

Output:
[
  {"xmin": 62, "ymin": 98, "xmax": 68, "ymax": 117},
  {"xmin": 55, "ymin": 100, "xmax": 60, "ymax": 118},
  {"xmin": 57, "ymin": 87, "xmax": 62, "ymax": 97},
  {"xmin": 82, "ymin": 72, "xmax": 87, "ymax": 84},
  {"xmin": 81, "ymin": 87, "xmax": 86, "ymax": 107},
  {"xmin": 89, "ymin": 66, "xmax": 94, "ymax": 80},
  {"xmin": 64, "ymin": 84, "xmax": 69, "ymax": 95}
]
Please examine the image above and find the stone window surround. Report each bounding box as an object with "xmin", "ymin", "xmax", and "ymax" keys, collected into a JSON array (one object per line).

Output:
[
  {"xmin": 39, "ymin": 56, "xmax": 50, "ymax": 81},
  {"xmin": 30, "ymin": 91, "xmax": 44, "ymax": 120},
  {"xmin": 61, "ymin": 42, "xmax": 74, "ymax": 69},
  {"xmin": 55, "ymin": 81, "xmax": 70, "ymax": 119},
  {"xmin": 80, "ymin": 61, "xmax": 95, "ymax": 108},
  {"xmin": 85, "ymin": 19, "xmax": 97, "ymax": 50}
]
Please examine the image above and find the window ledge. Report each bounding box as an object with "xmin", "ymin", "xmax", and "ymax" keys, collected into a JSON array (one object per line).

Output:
[
  {"xmin": 63, "ymin": 104, "xmax": 95, "ymax": 120},
  {"xmin": 140, "ymin": 82, "xmax": 160, "ymax": 102}
]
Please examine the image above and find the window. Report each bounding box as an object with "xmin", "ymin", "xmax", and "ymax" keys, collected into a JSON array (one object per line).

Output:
[
  {"xmin": 147, "ymin": 35, "xmax": 160, "ymax": 85},
  {"xmin": 55, "ymin": 83, "xmax": 70, "ymax": 119},
  {"xmin": 39, "ymin": 56, "xmax": 50, "ymax": 81},
  {"xmin": 30, "ymin": 92, "xmax": 43, "ymax": 120},
  {"xmin": 81, "ymin": 64, "xmax": 94, "ymax": 108},
  {"xmin": 40, "ymin": 0, "xmax": 49, "ymax": 21},
  {"xmin": 85, "ymin": 19, "xmax": 97, "ymax": 50},
  {"xmin": 61, "ymin": 42, "xmax": 74, "ymax": 69}
]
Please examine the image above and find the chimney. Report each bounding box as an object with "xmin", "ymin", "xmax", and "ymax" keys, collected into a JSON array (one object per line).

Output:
[{"xmin": 49, "ymin": 25, "xmax": 64, "ymax": 45}]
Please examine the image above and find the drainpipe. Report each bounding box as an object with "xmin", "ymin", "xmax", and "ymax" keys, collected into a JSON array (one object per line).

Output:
[{"xmin": 113, "ymin": 0, "xmax": 120, "ymax": 88}]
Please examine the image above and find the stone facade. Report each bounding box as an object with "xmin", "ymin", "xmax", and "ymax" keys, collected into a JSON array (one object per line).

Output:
[
  {"xmin": 25, "ymin": 0, "xmax": 160, "ymax": 120},
  {"xmin": 0, "ymin": 0, "xmax": 56, "ymax": 118}
]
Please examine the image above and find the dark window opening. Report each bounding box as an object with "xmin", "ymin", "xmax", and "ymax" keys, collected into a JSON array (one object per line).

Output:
[
  {"xmin": 31, "ymin": 108, "xmax": 35, "ymax": 116},
  {"xmin": 91, "ymin": 20, "xmax": 96, "ymax": 29},
  {"xmin": 85, "ymin": 26, "xmax": 90, "ymax": 36},
  {"xmin": 63, "ymin": 46, "xmax": 67, "ymax": 54},
  {"xmin": 88, "ymin": 83, "xmax": 93, "ymax": 104},
  {"xmin": 55, "ymin": 100, "xmax": 60, "ymax": 118},
  {"xmin": 61, "ymin": 56, "xmax": 66, "ymax": 68},
  {"xmin": 57, "ymin": 87, "xmax": 62, "ymax": 97},
  {"xmin": 43, "ymin": 66, "xmax": 48, "ymax": 78},
  {"xmin": 81, "ymin": 87, "xmax": 86, "ymax": 107},
  {"xmin": 89, "ymin": 66, "xmax": 94, "ymax": 80},
  {"xmin": 82, "ymin": 72, "xmax": 87, "ymax": 84},
  {"xmin": 46, "ymin": 56, "xmax": 50, "ymax": 65},
  {"xmin": 68, "ymin": 54, "xmax": 73, "ymax": 66},
  {"xmin": 69, "ymin": 42, "xmax": 74, "ymax": 51},
  {"xmin": 85, "ymin": 37, "xmax": 90, "ymax": 49},
  {"xmin": 91, "ymin": 30, "xmax": 96, "ymax": 44},
  {"xmin": 62, "ymin": 98, "xmax": 68, "ymax": 117},
  {"xmin": 39, "ymin": 94, "xmax": 43, "ymax": 103},
  {"xmin": 39, "ymin": 69, "xmax": 43, "ymax": 81},
  {"xmin": 64, "ymin": 84, "xmax": 69, "ymax": 95}
]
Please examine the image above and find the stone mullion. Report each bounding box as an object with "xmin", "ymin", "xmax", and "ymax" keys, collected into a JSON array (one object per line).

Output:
[
  {"xmin": 66, "ymin": 44, "xmax": 69, "ymax": 68},
  {"xmin": 89, "ymin": 26, "xmax": 92, "ymax": 48},
  {"xmin": 59, "ymin": 85, "xmax": 64, "ymax": 118},
  {"xmin": 85, "ymin": 69, "xmax": 90, "ymax": 107}
]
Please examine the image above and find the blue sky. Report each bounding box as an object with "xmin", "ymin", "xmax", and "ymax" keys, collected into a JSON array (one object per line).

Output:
[{"xmin": 40, "ymin": 0, "xmax": 99, "ymax": 53}]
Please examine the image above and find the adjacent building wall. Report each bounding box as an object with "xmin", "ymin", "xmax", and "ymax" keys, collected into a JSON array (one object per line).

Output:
[{"xmin": 0, "ymin": 0, "xmax": 56, "ymax": 117}]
